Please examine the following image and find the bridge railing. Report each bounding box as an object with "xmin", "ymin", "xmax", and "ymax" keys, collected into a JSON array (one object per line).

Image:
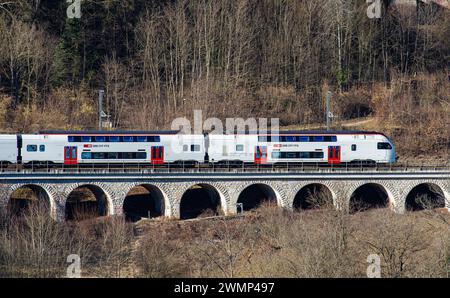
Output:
[{"xmin": 1, "ymin": 161, "xmax": 450, "ymax": 174}]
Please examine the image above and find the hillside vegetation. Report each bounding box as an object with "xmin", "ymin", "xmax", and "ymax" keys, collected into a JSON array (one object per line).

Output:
[
  {"xmin": 0, "ymin": 0, "xmax": 449, "ymax": 159},
  {"xmin": 1, "ymin": 204, "xmax": 449, "ymax": 278}
]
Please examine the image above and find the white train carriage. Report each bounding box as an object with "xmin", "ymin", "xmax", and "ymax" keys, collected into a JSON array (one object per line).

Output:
[
  {"xmin": 166, "ymin": 133, "xmax": 205, "ymax": 164},
  {"xmin": 207, "ymin": 134, "xmax": 257, "ymax": 163},
  {"xmin": 21, "ymin": 134, "xmax": 67, "ymax": 164},
  {"xmin": 19, "ymin": 131, "xmax": 204, "ymax": 165},
  {"xmin": 0, "ymin": 135, "xmax": 17, "ymax": 164},
  {"xmin": 207, "ymin": 131, "xmax": 396, "ymax": 165}
]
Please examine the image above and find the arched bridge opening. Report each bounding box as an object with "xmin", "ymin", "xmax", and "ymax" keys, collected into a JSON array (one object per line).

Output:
[
  {"xmin": 405, "ymin": 183, "xmax": 446, "ymax": 211},
  {"xmin": 180, "ymin": 184, "xmax": 222, "ymax": 220},
  {"xmin": 123, "ymin": 184, "xmax": 165, "ymax": 222},
  {"xmin": 293, "ymin": 184, "xmax": 333, "ymax": 210},
  {"xmin": 8, "ymin": 185, "xmax": 51, "ymax": 217},
  {"xmin": 66, "ymin": 185, "xmax": 109, "ymax": 221},
  {"xmin": 237, "ymin": 184, "xmax": 278, "ymax": 212},
  {"xmin": 349, "ymin": 183, "xmax": 390, "ymax": 213}
]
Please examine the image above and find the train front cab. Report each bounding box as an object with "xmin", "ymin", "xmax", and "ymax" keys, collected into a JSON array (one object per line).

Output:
[{"xmin": 377, "ymin": 139, "xmax": 396, "ymax": 164}]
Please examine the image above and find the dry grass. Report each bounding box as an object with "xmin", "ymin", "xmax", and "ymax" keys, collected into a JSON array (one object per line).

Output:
[
  {"xmin": 1, "ymin": 198, "xmax": 449, "ymax": 278},
  {"xmin": 132, "ymin": 205, "xmax": 450, "ymax": 278}
]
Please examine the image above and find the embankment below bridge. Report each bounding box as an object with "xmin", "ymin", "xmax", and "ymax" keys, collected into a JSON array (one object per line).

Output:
[{"xmin": 0, "ymin": 205, "xmax": 449, "ymax": 278}]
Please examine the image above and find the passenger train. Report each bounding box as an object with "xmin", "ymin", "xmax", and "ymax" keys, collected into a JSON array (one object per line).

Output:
[{"xmin": 0, "ymin": 130, "xmax": 396, "ymax": 166}]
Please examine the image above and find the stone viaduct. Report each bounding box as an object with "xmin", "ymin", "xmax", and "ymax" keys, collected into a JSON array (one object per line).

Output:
[{"xmin": 0, "ymin": 170, "xmax": 449, "ymax": 221}]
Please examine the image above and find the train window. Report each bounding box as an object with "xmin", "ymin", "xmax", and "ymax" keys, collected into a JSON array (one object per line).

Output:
[
  {"xmin": 123, "ymin": 136, "xmax": 134, "ymax": 142},
  {"xmin": 271, "ymin": 136, "xmax": 280, "ymax": 142},
  {"xmin": 68, "ymin": 136, "xmax": 82, "ymax": 142},
  {"xmin": 311, "ymin": 152, "xmax": 324, "ymax": 158},
  {"xmin": 27, "ymin": 145, "xmax": 37, "ymax": 152},
  {"xmin": 285, "ymin": 136, "xmax": 297, "ymax": 142},
  {"xmin": 109, "ymin": 136, "xmax": 120, "ymax": 142},
  {"xmin": 183, "ymin": 145, "xmax": 189, "ymax": 152},
  {"xmin": 271, "ymin": 151, "xmax": 324, "ymax": 159},
  {"xmin": 272, "ymin": 152, "xmax": 281, "ymax": 158},
  {"xmin": 121, "ymin": 152, "xmax": 132, "ymax": 159},
  {"xmin": 377, "ymin": 142, "xmax": 392, "ymax": 150},
  {"xmin": 95, "ymin": 136, "xmax": 106, "ymax": 142},
  {"xmin": 136, "ymin": 152, "xmax": 147, "ymax": 159},
  {"xmin": 299, "ymin": 136, "xmax": 309, "ymax": 142},
  {"xmin": 81, "ymin": 136, "xmax": 92, "ymax": 142},
  {"xmin": 92, "ymin": 152, "xmax": 107, "ymax": 159},
  {"xmin": 258, "ymin": 136, "xmax": 268, "ymax": 142},
  {"xmin": 81, "ymin": 152, "xmax": 92, "ymax": 159},
  {"xmin": 39, "ymin": 145, "xmax": 45, "ymax": 152},
  {"xmin": 287, "ymin": 152, "xmax": 296, "ymax": 158},
  {"xmin": 107, "ymin": 152, "xmax": 119, "ymax": 159},
  {"xmin": 191, "ymin": 145, "xmax": 201, "ymax": 152},
  {"xmin": 258, "ymin": 135, "xmax": 336, "ymax": 142},
  {"xmin": 147, "ymin": 136, "xmax": 160, "ymax": 142},
  {"xmin": 351, "ymin": 144, "xmax": 357, "ymax": 151},
  {"xmin": 137, "ymin": 136, "xmax": 147, "ymax": 142},
  {"xmin": 82, "ymin": 152, "xmax": 148, "ymax": 159},
  {"xmin": 324, "ymin": 136, "xmax": 337, "ymax": 142},
  {"xmin": 236, "ymin": 144, "xmax": 244, "ymax": 152},
  {"xmin": 313, "ymin": 136, "xmax": 324, "ymax": 142}
]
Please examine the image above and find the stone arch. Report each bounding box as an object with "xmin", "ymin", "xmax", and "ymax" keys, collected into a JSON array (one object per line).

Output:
[
  {"xmin": 179, "ymin": 183, "xmax": 226, "ymax": 219},
  {"xmin": 236, "ymin": 182, "xmax": 282, "ymax": 212},
  {"xmin": 293, "ymin": 183, "xmax": 335, "ymax": 210},
  {"xmin": 123, "ymin": 184, "xmax": 169, "ymax": 221},
  {"xmin": 207, "ymin": 182, "xmax": 232, "ymax": 215},
  {"xmin": 65, "ymin": 183, "xmax": 113, "ymax": 221},
  {"xmin": 348, "ymin": 182, "xmax": 394, "ymax": 213},
  {"xmin": 7, "ymin": 183, "xmax": 56, "ymax": 219},
  {"xmin": 405, "ymin": 182, "xmax": 448, "ymax": 211}
]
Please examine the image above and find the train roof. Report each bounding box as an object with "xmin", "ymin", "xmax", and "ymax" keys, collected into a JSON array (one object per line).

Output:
[
  {"xmin": 230, "ymin": 130, "xmax": 388, "ymax": 136},
  {"xmin": 35, "ymin": 129, "xmax": 389, "ymax": 137},
  {"xmin": 39, "ymin": 130, "xmax": 181, "ymax": 135},
  {"xmin": 277, "ymin": 130, "xmax": 386, "ymax": 135}
]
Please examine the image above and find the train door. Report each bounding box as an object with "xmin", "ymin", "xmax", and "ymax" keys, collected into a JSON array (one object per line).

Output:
[
  {"xmin": 328, "ymin": 146, "xmax": 341, "ymax": 165},
  {"xmin": 64, "ymin": 146, "xmax": 78, "ymax": 165},
  {"xmin": 254, "ymin": 146, "xmax": 267, "ymax": 164},
  {"xmin": 151, "ymin": 146, "xmax": 164, "ymax": 164}
]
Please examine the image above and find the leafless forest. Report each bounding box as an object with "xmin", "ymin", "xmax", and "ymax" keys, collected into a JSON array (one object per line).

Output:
[
  {"xmin": 0, "ymin": 202, "xmax": 449, "ymax": 278},
  {"xmin": 0, "ymin": 1, "xmax": 448, "ymax": 159}
]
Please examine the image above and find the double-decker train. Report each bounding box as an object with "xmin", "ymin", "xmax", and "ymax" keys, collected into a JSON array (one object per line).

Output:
[{"xmin": 0, "ymin": 130, "xmax": 396, "ymax": 166}]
